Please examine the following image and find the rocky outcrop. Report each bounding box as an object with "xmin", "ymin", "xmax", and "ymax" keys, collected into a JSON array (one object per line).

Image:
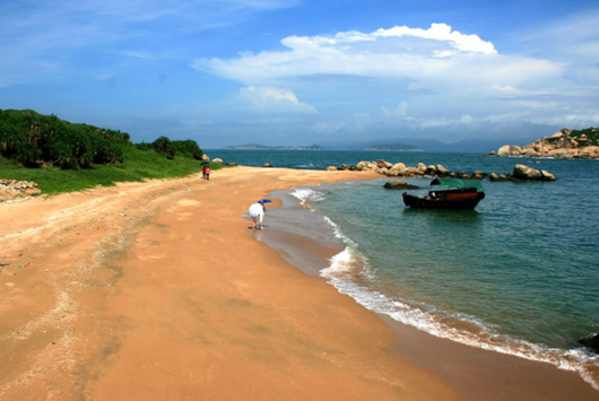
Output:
[
  {"xmin": 495, "ymin": 128, "xmax": 599, "ymax": 159},
  {"xmin": 328, "ymin": 160, "xmax": 557, "ymax": 182},
  {"xmin": 383, "ymin": 181, "xmax": 421, "ymax": 190},
  {"xmin": 338, "ymin": 160, "xmax": 491, "ymax": 180},
  {"xmin": 0, "ymin": 180, "xmax": 41, "ymax": 202},
  {"xmin": 512, "ymin": 164, "xmax": 557, "ymax": 181}
]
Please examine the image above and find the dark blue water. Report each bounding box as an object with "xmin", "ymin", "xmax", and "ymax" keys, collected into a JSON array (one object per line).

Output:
[{"xmin": 210, "ymin": 149, "xmax": 599, "ymax": 389}]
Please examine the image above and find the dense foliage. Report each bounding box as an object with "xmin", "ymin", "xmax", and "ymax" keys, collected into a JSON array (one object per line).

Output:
[
  {"xmin": 0, "ymin": 109, "xmax": 204, "ymax": 168},
  {"xmin": 570, "ymin": 127, "xmax": 599, "ymax": 146},
  {"xmin": 0, "ymin": 110, "xmax": 216, "ymax": 195},
  {"xmin": 137, "ymin": 137, "xmax": 204, "ymax": 160},
  {"xmin": 0, "ymin": 109, "xmax": 130, "ymax": 169}
]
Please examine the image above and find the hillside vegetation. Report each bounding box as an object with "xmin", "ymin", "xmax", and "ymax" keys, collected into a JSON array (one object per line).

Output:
[{"xmin": 0, "ymin": 109, "xmax": 213, "ymax": 195}]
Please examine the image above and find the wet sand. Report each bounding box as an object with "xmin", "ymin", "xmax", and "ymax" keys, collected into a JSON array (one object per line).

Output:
[
  {"xmin": 0, "ymin": 166, "xmax": 597, "ymax": 400},
  {"xmin": 259, "ymin": 182, "xmax": 599, "ymax": 401}
]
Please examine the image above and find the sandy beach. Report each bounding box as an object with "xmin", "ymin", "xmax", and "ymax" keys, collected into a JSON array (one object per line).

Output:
[{"xmin": 1, "ymin": 166, "xmax": 597, "ymax": 401}]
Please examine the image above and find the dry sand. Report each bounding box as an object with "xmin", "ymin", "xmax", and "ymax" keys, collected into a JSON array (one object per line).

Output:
[{"xmin": 0, "ymin": 166, "xmax": 597, "ymax": 401}]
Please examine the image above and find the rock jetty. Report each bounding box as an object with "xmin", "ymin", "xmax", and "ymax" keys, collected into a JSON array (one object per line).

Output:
[
  {"xmin": 326, "ymin": 160, "xmax": 557, "ymax": 182},
  {"xmin": 493, "ymin": 128, "xmax": 599, "ymax": 159},
  {"xmin": 0, "ymin": 180, "xmax": 41, "ymax": 202}
]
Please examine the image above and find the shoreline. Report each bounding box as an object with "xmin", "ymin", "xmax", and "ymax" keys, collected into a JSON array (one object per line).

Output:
[
  {"xmin": 259, "ymin": 179, "xmax": 599, "ymax": 401},
  {"xmin": 0, "ymin": 167, "xmax": 460, "ymax": 400},
  {"xmin": 0, "ymin": 166, "xmax": 597, "ymax": 400}
]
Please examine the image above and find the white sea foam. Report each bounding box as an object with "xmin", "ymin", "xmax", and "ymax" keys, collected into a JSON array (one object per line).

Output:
[
  {"xmin": 290, "ymin": 187, "xmax": 325, "ymax": 206},
  {"xmin": 322, "ymin": 238, "xmax": 599, "ymax": 391},
  {"xmin": 290, "ymin": 183, "xmax": 599, "ymax": 390}
]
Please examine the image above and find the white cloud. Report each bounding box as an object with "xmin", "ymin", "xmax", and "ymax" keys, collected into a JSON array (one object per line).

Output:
[
  {"xmin": 192, "ymin": 20, "xmax": 599, "ymax": 131},
  {"xmin": 193, "ymin": 23, "xmax": 564, "ymax": 97},
  {"xmin": 240, "ymin": 86, "xmax": 318, "ymax": 114},
  {"xmin": 372, "ymin": 23, "xmax": 497, "ymax": 54}
]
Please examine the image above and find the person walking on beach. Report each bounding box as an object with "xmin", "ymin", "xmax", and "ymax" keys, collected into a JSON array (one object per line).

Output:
[
  {"xmin": 248, "ymin": 201, "xmax": 266, "ymax": 230},
  {"xmin": 204, "ymin": 166, "xmax": 210, "ymax": 180}
]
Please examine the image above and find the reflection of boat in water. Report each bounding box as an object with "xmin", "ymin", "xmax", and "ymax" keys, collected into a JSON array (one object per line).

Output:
[{"xmin": 402, "ymin": 178, "xmax": 485, "ymax": 210}]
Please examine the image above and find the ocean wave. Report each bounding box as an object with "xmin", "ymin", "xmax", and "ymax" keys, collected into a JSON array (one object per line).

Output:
[
  {"xmin": 293, "ymin": 181, "xmax": 599, "ymax": 391},
  {"xmin": 290, "ymin": 187, "xmax": 325, "ymax": 206},
  {"xmin": 322, "ymin": 245, "xmax": 599, "ymax": 391}
]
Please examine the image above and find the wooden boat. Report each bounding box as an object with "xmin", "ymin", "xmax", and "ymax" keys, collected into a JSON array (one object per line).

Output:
[{"xmin": 402, "ymin": 178, "xmax": 485, "ymax": 210}]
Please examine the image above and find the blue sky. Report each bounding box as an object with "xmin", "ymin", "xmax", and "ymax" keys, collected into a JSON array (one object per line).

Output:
[{"xmin": 1, "ymin": 0, "xmax": 598, "ymax": 149}]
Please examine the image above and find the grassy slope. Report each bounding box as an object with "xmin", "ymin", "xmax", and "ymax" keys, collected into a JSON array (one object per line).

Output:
[{"xmin": 0, "ymin": 146, "xmax": 220, "ymax": 195}]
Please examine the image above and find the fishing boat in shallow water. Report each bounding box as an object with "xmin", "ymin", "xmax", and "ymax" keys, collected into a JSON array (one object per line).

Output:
[{"xmin": 402, "ymin": 178, "xmax": 485, "ymax": 210}]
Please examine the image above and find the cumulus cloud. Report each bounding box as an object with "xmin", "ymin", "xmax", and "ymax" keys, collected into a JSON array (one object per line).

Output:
[
  {"xmin": 193, "ymin": 20, "xmax": 599, "ymax": 131},
  {"xmin": 193, "ymin": 23, "xmax": 538, "ymax": 87},
  {"xmin": 240, "ymin": 86, "xmax": 318, "ymax": 114}
]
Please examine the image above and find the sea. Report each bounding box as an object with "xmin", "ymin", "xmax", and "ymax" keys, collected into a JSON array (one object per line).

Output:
[{"xmin": 209, "ymin": 149, "xmax": 599, "ymax": 389}]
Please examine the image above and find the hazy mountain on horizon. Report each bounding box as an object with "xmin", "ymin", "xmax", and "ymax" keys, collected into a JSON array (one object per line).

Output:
[{"xmin": 222, "ymin": 135, "xmax": 539, "ymax": 153}]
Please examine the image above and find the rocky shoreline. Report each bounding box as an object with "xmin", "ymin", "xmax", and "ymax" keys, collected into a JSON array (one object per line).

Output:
[
  {"xmin": 491, "ymin": 128, "xmax": 599, "ymax": 159},
  {"xmin": 325, "ymin": 160, "xmax": 557, "ymax": 182}
]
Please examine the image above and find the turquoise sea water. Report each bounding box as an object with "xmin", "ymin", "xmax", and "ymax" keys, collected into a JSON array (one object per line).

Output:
[{"xmin": 210, "ymin": 149, "xmax": 599, "ymax": 389}]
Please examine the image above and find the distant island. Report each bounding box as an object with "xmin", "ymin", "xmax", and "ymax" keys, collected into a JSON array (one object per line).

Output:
[
  {"xmin": 224, "ymin": 144, "xmax": 324, "ymax": 150},
  {"xmin": 364, "ymin": 143, "xmax": 423, "ymax": 151},
  {"xmin": 224, "ymin": 143, "xmax": 425, "ymax": 151}
]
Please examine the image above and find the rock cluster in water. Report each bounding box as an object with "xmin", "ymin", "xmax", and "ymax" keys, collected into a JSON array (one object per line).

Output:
[
  {"xmin": 492, "ymin": 128, "xmax": 599, "ymax": 159},
  {"xmin": 326, "ymin": 160, "xmax": 557, "ymax": 182},
  {"xmin": 0, "ymin": 180, "xmax": 41, "ymax": 202}
]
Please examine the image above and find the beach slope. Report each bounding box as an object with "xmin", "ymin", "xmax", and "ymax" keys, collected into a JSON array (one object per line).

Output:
[{"xmin": 0, "ymin": 167, "xmax": 461, "ymax": 401}]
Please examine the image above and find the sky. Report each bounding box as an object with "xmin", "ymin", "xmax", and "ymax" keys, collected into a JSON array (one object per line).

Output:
[{"xmin": 1, "ymin": 0, "xmax": 598, "ymax": 149}]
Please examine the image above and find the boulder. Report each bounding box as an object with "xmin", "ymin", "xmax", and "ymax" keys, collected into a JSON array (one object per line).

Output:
[
  {"xmin": 436, "ymin": 165, "xmax": 449, "ymax": 175},
  {"xmin": 497, "ymin": 145, "xmax": 523, "ymax": 157},
  {"xmin": 497, "ymin": 145, "xmax": 512, "ymax": 157},
  {"xmin": 515, "ymin": 164, "xmax": 541, "ymax": 179},
  {"xmin": 383, "ymin": 181, "xmax": 420, "ymax": 190},
  {"xmin": 262, "ymin": 163, "xmax": 273, "ymax": 168},
  {"xmin": 540, "ymin": 170, "xmax": 557, "ymax": 181},
  {"xmin": 521, "ymin": 148, "xmax": 540, "ymax": 158},
  {"xmin": 387, "ymin": 162, "xmax": 406, "ymax": 176},
  {"xmin": 547, "ymin": 149, "xmax": 574, "ymax": 159},
  {"xmin": 326, "ymin": 166, "xmax": 338, "ymax": 171},
  {"xmin": 212, "ymin": 158, "xmax": 224, "ymax": 164},
  {"xmin": 582, "ymin": 146, "xmax": 599, "ymax": 158},
  {"xmin": 201, "ymin": 154, "xmax": 211, "ymax": 161},
  {"xmin": 579, "ymin": 333, "xmax": 599, "ymax": 353},
  {"xmin": 512, "ymin": 164, "xmax": 557, "ymax": 181},
  {"xmin": 377, "ymin": 167, "xmax": 389, "ymax": 175},
  {"xmin": 358, "ymin": 161, "xmax": 377, "ymax": 172},
  {"xmin": 376, "ymin": 159, "xmax": 393, "ymax": 169},
  {"xmin": 513, "ymin": 164, "xmax": 542, "ymax": 180},
  {"xmin": 489, "ymin": 173, "xmax": 509, "ymax": 182},
  {"xmin": 472, "ymin": 171, "xmax": 487, "ymax": 180}
]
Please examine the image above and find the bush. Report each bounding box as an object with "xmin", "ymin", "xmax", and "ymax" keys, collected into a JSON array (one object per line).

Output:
[
  {"xmin": 0, "ymin": 109, "xmax": 130, "ymax": 169},
  {"xmin": 137, "ymin": 137, "xmax": 204, "ymax": 160}
]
